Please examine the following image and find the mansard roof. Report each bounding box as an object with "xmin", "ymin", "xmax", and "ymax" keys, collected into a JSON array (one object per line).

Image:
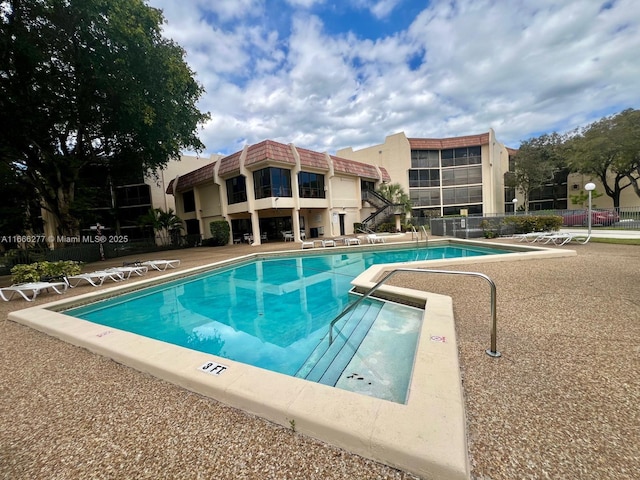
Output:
[
  {"xmin": 166, "ymin": 162, "xmax": 215, "ymax": 194},
  {"xmin": 168, "ymin": 139, "xmax": 387, "ymax": 194},
  {"xmin": 408, "ymin": 132, "xmax": 490, "ymax": 150}
]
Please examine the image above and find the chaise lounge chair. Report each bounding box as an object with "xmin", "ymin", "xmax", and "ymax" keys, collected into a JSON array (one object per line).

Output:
[
  {"xmin": 366, "ymin": 234, "xmax": 386, "ymax": 244},
  {"xmin": 67, "ymin": 270, "xmax": 124, "ymax": 287},
  {"xmin": 140, "ymin": 259, "xmax": 181, "ymax": 271},
  {"xmin": 0, "ymin": 280, "xmax": 68, "ymax": 302},
  {"xmin": 104, "ymin": 265, "xmax": 149, "ymax": 279},
  {"xmin": 538, "ymin": 232, "xmax": 591, "ymax": 246}
]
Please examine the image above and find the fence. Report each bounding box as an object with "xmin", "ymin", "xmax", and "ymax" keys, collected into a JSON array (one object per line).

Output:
[
  {"xmin": 0, "ymin": 234, "xmax": 205, "ymax": 276},
  {"xmin": 427, "ymin": 206, "xmax": 640, "ymax": 240}
]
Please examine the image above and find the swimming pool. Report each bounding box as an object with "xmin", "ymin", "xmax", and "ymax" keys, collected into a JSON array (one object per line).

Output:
[{"xmin": 65, "ymin": 243, "xmax": 507, "ymax": 402}]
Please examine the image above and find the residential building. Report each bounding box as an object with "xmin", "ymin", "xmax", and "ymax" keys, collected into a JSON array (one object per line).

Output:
[
  {"xmin": 167, "ymin": 140, "xmax": 390, "ymax": 245},
  {"xmin": 337, "ymin": 130, "xmax": 510, "ymax": 218}
]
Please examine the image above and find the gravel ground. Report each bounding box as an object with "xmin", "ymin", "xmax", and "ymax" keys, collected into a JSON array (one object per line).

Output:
[{"xmin": 1, "ymin": 238, "xmax": 638, "ymax": 479}]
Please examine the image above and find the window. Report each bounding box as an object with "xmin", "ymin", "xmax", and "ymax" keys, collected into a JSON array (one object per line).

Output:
[
  {"xmin": 226, "ymin": 176, "xmax": 247, "ymax": 204},
  {"xmin": 115, "ymin": 184, "xmax": 151, "ymax": 207},
  {"xmin": 182, "ymin": 190, "xmax": 196, "ymax": 212},
  {"xmin": 409, "ymin": 188, "xmax": 441, "ymax": 207},
  {"xmin": 361, "ymin": 180, "xmax": 376, "ymax": 192},
  {"xmin": 441, "ymin": 146, "xmax": 481, "ymax": 167},
  {"xmin": 442, "ymin": 186, "xmax": 483, "ymax": 205},
  {"xmin": 253, "ymin": 167, "xmax": 292, "ymax": 199},
  {"xmin": 409, "ymin": 169, "xmax": 440, "ymax": 187},
  {"xmin": 441, "ymin": 166, "xmax": 482, "ymax": 186},
  {"xmin": 298, "ymin": 172, "xmax": 326, "ymax": 198},
  {"xmin": 411, "ymin": 150, "xmax": 439, "ymax": 168}
]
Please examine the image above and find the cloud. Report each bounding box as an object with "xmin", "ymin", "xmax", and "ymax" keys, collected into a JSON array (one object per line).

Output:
[{"xmin": 147, "ymin": 0, "xmax": 640, "ymax": 154}]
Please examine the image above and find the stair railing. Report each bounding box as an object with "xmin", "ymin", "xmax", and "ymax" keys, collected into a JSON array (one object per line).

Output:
[{"xmin": 329, "ymin": 268, "xmax": 501, "ymax": 358}]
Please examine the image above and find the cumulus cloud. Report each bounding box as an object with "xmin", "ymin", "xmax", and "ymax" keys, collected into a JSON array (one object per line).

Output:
[{"xmin": 148, "ymin": 0, "xmax": 640, "ymax": 154}]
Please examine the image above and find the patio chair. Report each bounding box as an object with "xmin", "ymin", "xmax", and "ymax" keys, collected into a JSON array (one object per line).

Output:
[
  {"xmin": 366, "ymin": 234, "xmax": 385, "ymax": 244},
  {"xmin": 538, "ymin": 232, "xmax": 591, "ymax": 246},
  {"xmin": 321, "ymin": 239, "xmax": 336, "ymax": 247},
  {"xmin": 281, "ymin": 231, "xmax": 294, "ymax": 241},
  {"xmin": 0, "ymin": 280, "xmax": 68, "ymax": 302},
  {"xmin": 140, "ymin": 259, "xmax": 181, "ymax": 271},
  {"xmin": 105, "ymin": 265, "xmax": 149, "ymax": 279},
  {"xmin": 67, "ymin": 270, "xmax": 125, "ymax": 287},
  {"xmin": 512, "ymin": 232, "xmax": 550, "ymax": 242}
]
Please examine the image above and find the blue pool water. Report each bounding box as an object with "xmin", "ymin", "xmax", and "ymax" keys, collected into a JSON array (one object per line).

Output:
[{"xmin": 66, "ymin": 243, "xmax": 507, "ymax": 400}]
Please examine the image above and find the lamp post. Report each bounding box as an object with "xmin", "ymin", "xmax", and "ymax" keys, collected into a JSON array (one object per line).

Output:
[
  {"xmin": 512, "ymin": 198, "xmax": 518, "ymax": 214},
  {"xmin": 585, "ymin": 182, "xmax": 596, "ymax": 236}
]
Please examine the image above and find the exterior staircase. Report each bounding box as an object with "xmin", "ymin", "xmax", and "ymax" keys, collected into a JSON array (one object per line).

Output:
[{"xmin": 361, "ymin": 190, "xmax": 402, "ymax": 230}]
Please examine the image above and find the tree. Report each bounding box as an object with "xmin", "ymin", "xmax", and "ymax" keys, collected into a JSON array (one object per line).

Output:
[
  {"xmin": 564, "ymin": 109, "xmax": 639, "ymax": 208},
  {"xmin": 376, "ymin": 182, "xmax": 412, "ymax": 214},
  {"xmin": 0, "ymin": 0, "xmax": 210, "ymax": 237},
  {"xmin": 509, "ymin": 133, "xmax": 565, "ymax": 212},
  {"xmin": 138, "ymin": 207, "xmax": 183, "ymax": 246}
]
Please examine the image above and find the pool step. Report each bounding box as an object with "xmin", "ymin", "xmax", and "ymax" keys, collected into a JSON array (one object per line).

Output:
[{"xmin": 301, "ymin": 300, "xmax": 383, "ymax": 385}]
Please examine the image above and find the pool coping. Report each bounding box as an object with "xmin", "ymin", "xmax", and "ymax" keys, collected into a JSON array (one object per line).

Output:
[{"xmin": 8, "ymin": 239, "xmax": 575, "ymax": 479}]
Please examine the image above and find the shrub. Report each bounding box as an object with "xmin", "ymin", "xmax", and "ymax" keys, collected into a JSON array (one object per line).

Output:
[
  {"xmin": 11, "ymin": 260, "xmax": 82, "ymax": 284},
  {"xmin": 209, "ymin": 221, "xmax": 230, "ymax": 246},
  {"xmin": 502, "ymin": 215, "xmax": 563, "ymax": 234}
]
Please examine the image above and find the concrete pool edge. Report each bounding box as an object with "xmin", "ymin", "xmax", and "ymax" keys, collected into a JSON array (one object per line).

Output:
[{"xmin": 9, "ymin": 290, "xmax": 466, "ymax": 479}]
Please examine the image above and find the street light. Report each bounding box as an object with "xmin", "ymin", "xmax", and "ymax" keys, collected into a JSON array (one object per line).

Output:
[
  {"xmin": 585, "ymin": 182, "xmax": 596, "ymax": 236},
  {"xmin": 512, "ymin": 198, "xmax": 518, "ymax": 214}
]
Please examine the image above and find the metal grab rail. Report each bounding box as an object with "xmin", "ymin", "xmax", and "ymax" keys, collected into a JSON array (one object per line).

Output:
[{"xmin": 329, "ymin": 268, "xmax": 501, "ymax": 358}]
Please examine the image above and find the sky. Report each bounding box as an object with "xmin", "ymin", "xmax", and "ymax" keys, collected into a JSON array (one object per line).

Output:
[{"xmin": 146, "ymin": 0, "xmax": 640, "ymax": 156}]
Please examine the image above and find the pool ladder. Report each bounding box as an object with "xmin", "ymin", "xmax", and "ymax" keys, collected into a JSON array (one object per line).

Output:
[
  {"xmin": 411, "ymin": 225, "xmax": 429, "ymax": 245},
  {"xmin": 329, "ymin": 268, "xmax": 501, "ymax": 358}
]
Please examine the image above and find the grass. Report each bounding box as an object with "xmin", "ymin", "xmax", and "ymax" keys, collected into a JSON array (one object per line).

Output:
[{"xmin": 590, "ymin": 237, "xmax": 640, "ymax": 245}]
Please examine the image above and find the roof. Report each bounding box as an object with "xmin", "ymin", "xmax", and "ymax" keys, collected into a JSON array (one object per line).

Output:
[
  {"xmin": 171, "ymin": 162, "xmax": 216, "ymax": 193},
  {"xmin": 330, "ymin": 155, "xmax": 381, "ymax": 180},
  {"xmin": 408, "ymin": 132, "xmax": 490, "ymax": 150},
  {"xmin": 217, "ymin": 150, "xmax": 242, "ymax": 177},
  {"xmin": 244, "ymin": 140, "xmax": 296, "ymax": 168},
  {"xmin": 169, "ymin": 140, "xmax": 386, "ymax": 193},
  {"xmin": 296, "ymin": 146, "xmax": 330, "ymax": 170}
]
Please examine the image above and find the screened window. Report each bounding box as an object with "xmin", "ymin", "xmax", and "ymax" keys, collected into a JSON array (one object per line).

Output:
[
  {"xmin": 253, "ymin": 167, "xmax": 292, "ymax": 199},
  {"xmin": 409, "ymin": 188, "xmax": 441, "ymax": 207},
  {"xmin": 298, "ymin": 172, "xmax": 326, "ymax": 198},
  {"xmin": 226, "ymin": 176, "xmax": 247, "ymax": 204},
  {"xmin": 442, "ymin": 186, "xmax": 483, "ymax": 205},
  {"xmin": 411, "ymin": 150, "xmax": 439, "ymax": 168},
  {"xmin": 441, "ymin": 146, "xmax": 482, "ymax": 167},
  {"xmin": 441, "ymin": 166, "xmax": 482, "ymax": 186},
  {"xmin": 409, "ymin": 169, "xmax": 440, "ymax": 188}
]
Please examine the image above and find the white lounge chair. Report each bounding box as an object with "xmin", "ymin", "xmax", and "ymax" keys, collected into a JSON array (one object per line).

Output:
[
  {"xmin": 512, "ymin": 232, "xmax": 550, "ymax": 243},
  {"xmin": 345, "ymin": 238, "xmax": 361, "ymax": 245},
  {"xmin": 542, "ymin": 232, "xmax": 591, "ymax": 245},
  {"xmin": 0, "ymin": 280, "xmax": 68, "ymax": 302},
  {"xmin": 366, "ymin": 234, "xmax": 385, "ymax": 244},
  {"xmin": 67, "ymin": 270, "xmax": 124, "ymax": 287},
  {"xmin": 321, "ymin": 239, "xmax": 336, "ymax": 247},
  {"xmin": 141, "ymin": 259, "xmax": 181, "ymax": 271},
  {"xmin": 105, "ymin": 265, "xmax": 148, "ymax": 279},
  {"xmin": 301, "ymin": 241, "xmax": 314, "ymax": 249}
]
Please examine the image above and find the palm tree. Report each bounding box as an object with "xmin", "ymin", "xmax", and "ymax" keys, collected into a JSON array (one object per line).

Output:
[
  {"xmin": 377, "ymin": 183, "xmax": 412, "ymax": 214},
  {"xmin": 138, "ymin": 208, "xmax": 183, "ymax": 245}
]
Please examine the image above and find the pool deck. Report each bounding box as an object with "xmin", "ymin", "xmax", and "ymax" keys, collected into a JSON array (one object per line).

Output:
[{"xmin": 1, "ymin": 234, "xmax": 639, "ymax": 479}]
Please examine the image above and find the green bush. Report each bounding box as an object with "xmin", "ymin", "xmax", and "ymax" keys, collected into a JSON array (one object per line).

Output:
[
  {"xmin": 11, "ymin": 260, "xmax": 82, "ymax": 284},
  {"xmin": 209, "ymin": 221, "xmax": 230, "ymax": 246},
  {"xmin": 502, "ymin": 215, "xmax": 563, "ymax": 234}
]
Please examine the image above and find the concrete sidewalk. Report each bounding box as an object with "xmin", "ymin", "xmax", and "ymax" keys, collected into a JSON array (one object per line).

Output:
[{"xmin": 560, "ymin": 228, "xmax": 640, "ymax": 239}]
